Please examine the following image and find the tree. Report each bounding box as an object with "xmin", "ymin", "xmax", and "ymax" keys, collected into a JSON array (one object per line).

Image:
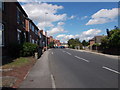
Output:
[
  {"xmin": 82, "ymin": 40, "xmax": 89, "ymax": 46},
  {"xmin": 101, "ymin": 28, "xmax": 120, "ymax": 49},
  {"xmin": 67, "ymin": 38, "xmax": 82, "ymax": 49}
]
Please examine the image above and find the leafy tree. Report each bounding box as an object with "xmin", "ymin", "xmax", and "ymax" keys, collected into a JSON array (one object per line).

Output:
[
  {"xmin": 101, "ymin": 28, "xmax": 120, "ymax": 49},
  {"xmin": 68, "ymin": 38, "xmax": 82, "ymax": 49},
  {"xmin": 82, "ymin": 40, "xmax": 89, "ymax": 46}
]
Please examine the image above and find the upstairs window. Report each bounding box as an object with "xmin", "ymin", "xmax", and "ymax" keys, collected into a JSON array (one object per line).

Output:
[
  {"xmin": 17, "ymin": 7, "xmax": 21, "ymax": 24},
  {"xmin": 35, "ymin": 29, "xmax": 38, "ymax": 35},
  {"xmin": 2, "ymin": 2, "xmax": 4, "ymax": 11},
  {"xmin": 32, "ymin": 25, "xmax": 34, "ymax": 32},
  {"xmin": 0, "ymin": 23, "xmax": 4, "ymax": 46}
]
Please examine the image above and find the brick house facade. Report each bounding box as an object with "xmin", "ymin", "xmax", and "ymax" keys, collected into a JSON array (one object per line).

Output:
[{"xmin": 2, "ymin": 2, "xmax": 28, "ymax": 57}]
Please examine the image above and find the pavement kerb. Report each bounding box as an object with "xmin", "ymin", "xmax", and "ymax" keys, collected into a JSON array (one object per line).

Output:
[
  {"xmin": 66, "ymin": 48, "xmax": 119, "ymax": 59},
  {"xmin": 20, "ymin": 50, "xmax": 52, "ymax": 88}
]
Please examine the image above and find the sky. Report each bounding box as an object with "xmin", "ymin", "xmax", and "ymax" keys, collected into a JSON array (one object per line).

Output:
[{"xmin": 19, "ymin": 1, "xmax": 119, "ymax": 43}]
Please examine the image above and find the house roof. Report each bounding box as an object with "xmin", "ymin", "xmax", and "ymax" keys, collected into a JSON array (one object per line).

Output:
[{"xmin": 16, "ymin": 2, "xmax": 28, "ymax": 17}]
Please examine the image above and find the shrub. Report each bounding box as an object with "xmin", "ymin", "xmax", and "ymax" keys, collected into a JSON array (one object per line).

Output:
[{"xmin": 20, "ymin": 42, "xmax": 38, "ymax": 57}]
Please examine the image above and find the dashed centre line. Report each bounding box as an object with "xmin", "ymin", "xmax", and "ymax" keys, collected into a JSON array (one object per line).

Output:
[
  {"xmin": 74, "ymin": 56, "xmax": 89, "ymax": 62},
  {"xmin": 66, "ymin": 52, "xmax": 72, "ymax": 55},
  {"xmin": 102, "ymin": 66, "xmax": 120, "ymax": 74}
]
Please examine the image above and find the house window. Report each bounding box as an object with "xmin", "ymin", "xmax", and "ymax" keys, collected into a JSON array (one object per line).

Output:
[
  {"xmin": 32, "ymin": 39, "xmax": 34, "ymax": 44},
  {"xmin": 35, "ymin": 29, "xmax": 38, "ymax": 35},
  {"xmin": 2, "ymin": 2, "xmax": 4, "ymax": 11},
  {"xmin": 36, "ymin": 40, "xmax": 38, "ymax": 44},
  {"xmin": 24, "ymin": 32, "xmax": 26, "ymax": 39},
  {"xmin": 30, "ymin": 35, "xmax": 32, "ymax": 43},
  {"xmin": 29, "ymin": 22, "xmax": 32, "ymax": 30},
  {"xmin": 22, "ymin": 15, "xmax": 26, "ymax": 27},
  {"xmin": 17, "ymin": 7, "xmax": 21, "ymax": 24},
  {"xmin": 32, "ymin": 25, "xmax": 34, "ymax": 32},
  {"xmin": 0, "ymin": 23, "xmax": 4, "ymax": 46},
  {"xmin": 17, "ymin": 29, "xmax": 21, "ymax": 44}
]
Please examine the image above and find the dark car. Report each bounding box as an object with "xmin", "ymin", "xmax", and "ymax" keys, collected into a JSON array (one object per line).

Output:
[
  {"xmin": 55, "ymin": 46, "xmax": 59, "ymax": 48},
  {"xmin": 59, "ymin": 46, "xmax": 65, "ymax": 48}
]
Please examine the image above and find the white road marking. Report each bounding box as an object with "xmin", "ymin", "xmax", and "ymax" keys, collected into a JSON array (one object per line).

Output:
[
  {"xmin": 102, "ymin": 66, "xmax": 120, "ymax": 74},
  {"xmin": 52, "ymin": 52, "xmax": 53, "ymax": 54},
  {"xmin": 51, "ymin": 74, "xmax": 56, "ymax": 89},
  {"xmin": 66, "ymin": 52, "xmax": 72, "ymax": 55},
  {"xmin": 62, "ymin": 51, "xmax": 66, "ymax": 53},
  {"xmin": 74, "ymin": 56, "xmax": 89, "ymax": 62}
]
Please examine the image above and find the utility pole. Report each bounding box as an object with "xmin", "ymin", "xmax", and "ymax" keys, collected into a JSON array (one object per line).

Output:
[{"xmin": 45, "ymin": 12, "xmax": 48, "ymax": 51}]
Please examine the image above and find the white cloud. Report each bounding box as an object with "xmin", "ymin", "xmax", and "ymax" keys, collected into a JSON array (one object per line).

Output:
[
  {"xmin": 86, "ymin": 8, "xmax": 118, "ymax": 25},
  {"xmin": 80, "ymin": 29, "xmax": 101, "ymax": 40},
  {"xmin": 22, "ymin": 2, "xmax": 67, "ymax": 29},
  {"xmin": 37, "ymin": 22, "xmax": 54, "ymax": 30},
  {"xmin": 69, "ymin": 15, "xmax": 76, "ymax": 19},
  {"xmin": 81, "ymin": 16, "xmax": 88, "ymax": 20},
  {"xmin": 56, "ymin": 29, "xmax": 101, "ymax": 42},
  {"xmin": 57, "ymin": 22, "xmax": 65, "ymax": 26},
  {"xmin": 56, "ymin": 34, "xmax": 75, "ymax": 43},
  {"xmin": 47, "ymin": 26, "xmax": 66, "ymax": 36}
]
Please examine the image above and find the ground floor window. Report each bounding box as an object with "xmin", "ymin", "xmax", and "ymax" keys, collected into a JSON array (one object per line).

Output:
[
  {"xmin": 32, "ymin": 39, "xmax": 34, "ymax": 44},
  {"xmin": 17, "ymin": 29, "xmax": 21, "ymax": 44},
  {"xmin": 0, "ymin": 23, "xmax": 4, "ymax": 46},
  {"xmin": 30, "ymin": 35, "xmax": 32, "ymax": 43}
]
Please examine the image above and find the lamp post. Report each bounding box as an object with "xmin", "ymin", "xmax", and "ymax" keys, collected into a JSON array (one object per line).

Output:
[{"xmin": 45, "ymin": 12, "xmax": 48, "ymax": 51}]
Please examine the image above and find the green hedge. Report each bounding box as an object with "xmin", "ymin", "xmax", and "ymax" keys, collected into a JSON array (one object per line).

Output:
[{"xmin": 20, "ymin": 42, "xmax": 38, "ymax": 57}]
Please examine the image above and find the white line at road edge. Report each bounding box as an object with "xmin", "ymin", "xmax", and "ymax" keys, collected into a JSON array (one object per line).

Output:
[
  {"xmin": 102, "ymin": 66, "xmax": 120, "ymax": 74},
  {"xmin": 51, "ymin": 74, "xmax": 56, "ymax": 89},
  {"xmin": 52, "ymin": 52, "xmax": 53, "ymax": 54},
  {"xmin": 75, "ymin": 56, "xmax": 89, "ymax": 62},
  {"xmin": 66, "ymin": 52, "xmax": 72, "ymax": 55}
]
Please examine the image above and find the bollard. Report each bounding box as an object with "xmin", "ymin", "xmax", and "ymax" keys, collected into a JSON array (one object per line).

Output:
[{"xmin": 35, "ymin": 52, "xmax": 38, "ymax": 59}]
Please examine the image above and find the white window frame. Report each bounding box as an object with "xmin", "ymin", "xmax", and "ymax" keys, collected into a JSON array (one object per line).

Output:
[
  {"xmin": 0, "ymin": 23, "xmax": 5, "ymax": 47},
  {"xmin": 32, "ymin": 39, "xmax": 34, "ymax": 44},
  {"xmin": 17, "ymin": 29, "xmax": 21, "ymax": 44},
  {"xmin": 17, "ymin": 7, "xmax": 21, "ymax": 24}
]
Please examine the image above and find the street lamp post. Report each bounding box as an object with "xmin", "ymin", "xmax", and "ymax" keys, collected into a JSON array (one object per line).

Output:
[
  {"xmin": 45, "ymin": 31, "xmax": 47, "ymax": 51},
  {"xmin": 45, "ymin": 12, "xmax": 48, "ymax": 51}
]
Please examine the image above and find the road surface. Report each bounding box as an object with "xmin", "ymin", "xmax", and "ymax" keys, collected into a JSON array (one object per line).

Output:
[
  {"xmin": 20, "ymin": 48, "xmax": 119, "ymax": 88},
  {"xmin": 49, "ymin": 48, "xmax": 119, "ymax": 88}
]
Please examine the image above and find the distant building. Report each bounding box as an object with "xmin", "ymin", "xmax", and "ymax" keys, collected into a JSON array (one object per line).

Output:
[
  {"xmin": 89, "ymin": 35, "xmax": 104, "ymax": 50},
  {"xmin": 89, "ymin": 36, "xmax": 104, "ymax": 46},
  {"xmin": 54, "ymin": 39, "xmax": 61, "ymax": 46},
  {"xmin": 61, "ymin": 43, "xmax": 68, "ymax": 48}
]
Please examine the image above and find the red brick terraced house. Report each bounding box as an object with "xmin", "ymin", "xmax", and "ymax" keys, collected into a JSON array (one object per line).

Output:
[
  {"xmin": 25, "ymin": 18, "xmax": 39, "ymax": 44},
  {"xmin": 1, "ymin": 2, "xmax": 29, "ymax": 58}
]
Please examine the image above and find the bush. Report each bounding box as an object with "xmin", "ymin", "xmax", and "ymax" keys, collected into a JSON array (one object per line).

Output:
[{"xmin": 20, "ymin": 42, "xmax": 38, "ymax": 57}]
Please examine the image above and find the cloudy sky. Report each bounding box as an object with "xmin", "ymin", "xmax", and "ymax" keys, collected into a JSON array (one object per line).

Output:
[{"xmin": 20, "ymin": 1, "xmax": 119, "ymax": 43}]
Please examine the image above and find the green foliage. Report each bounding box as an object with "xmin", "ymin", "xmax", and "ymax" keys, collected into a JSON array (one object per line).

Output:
[
  {"xmin": 82, "ymin": 40, "xmax": 89, "ymax": 46},
  {"xmin": 68, "ymin": 38, "xmax": 82, "ymax": 49},
  {"xmin": 20, "ymin": 42, "xmax": 38, "ymax": 57},
  {"xmin": 93, "ymin": 43, "xmax": 101, "ymax": 47},
  {"xmin": 101, "ymin": 28, "xmax": 120, "ymax": 49},
  {"xmin": 48, "ymin": 42, "xmax": 54, "ymax": 48}
]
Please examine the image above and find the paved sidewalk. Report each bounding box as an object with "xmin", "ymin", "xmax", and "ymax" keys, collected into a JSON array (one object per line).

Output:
[
  {"xmin": 66, "ymin": 48, "xmax": 119, "ymax": 59},
  {"xmin": 19, "ymin": 51, "xmax": 52, "ymax": 88}
]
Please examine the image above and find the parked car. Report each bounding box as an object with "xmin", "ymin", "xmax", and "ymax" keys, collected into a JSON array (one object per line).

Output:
[
  {"xmin": 55, "ymin": 46, "xmax": 59, "ymax": 48},
  {"xmin": 59, "ymin": 46, "xmax": 65, "ymax": 48}
]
